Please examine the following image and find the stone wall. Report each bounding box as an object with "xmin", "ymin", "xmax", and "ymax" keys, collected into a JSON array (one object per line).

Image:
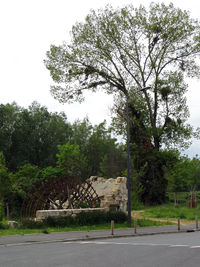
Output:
[
  {"xmin": 36, "ymin": 208, "xmax": 107, "ymax": 221},
  {"xmin": 87, "ymin": 176, "xmax": 127, "ymax": 212}
]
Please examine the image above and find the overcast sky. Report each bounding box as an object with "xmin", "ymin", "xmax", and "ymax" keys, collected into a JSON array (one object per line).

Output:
[{"xmin": 0, "ymin": 0, "xmax": 200, "ymax": 157}]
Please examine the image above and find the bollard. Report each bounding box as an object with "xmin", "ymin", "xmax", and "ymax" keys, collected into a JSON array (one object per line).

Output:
[
  {"xmin": 134, "ymin": 218, "xmax": 137, "ymax": 234},
  {"xmin": 178, "ymin": 218, "xmax": 180, "ymax": 231},
  {"xmin": 111, "ymin": 220, "xmax": 114, "ymax": 236},
  {"xmin": 196, "ymin": 216, "xmax": 198, "ymax": 230}
]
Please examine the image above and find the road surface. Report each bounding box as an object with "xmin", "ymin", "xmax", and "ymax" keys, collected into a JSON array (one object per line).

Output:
[{"xmin": 1, "ymin": 231, "xmax": 200, "ymax": 267}]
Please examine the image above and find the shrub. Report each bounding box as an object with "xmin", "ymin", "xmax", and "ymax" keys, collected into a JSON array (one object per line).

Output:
[
  {"xmin": 20, "ymin": 219, "xmax": 44, "ymax": 229},
  {"xmin": 76, "ymin": 210, "xmax": 107, "ymax": 225},
  {"xmin": 76, "ymin": 210, "xmax": 127, "ymax": 225},
  {"xmin": 43, "ymin": 216, "xmax": 57, "ymax": 227},
  {"xmin": 0, "ymin": 202, "xmax": 4, "ymax": 221},
  {"xmin": 43, "ymin": 216, "xmax": 75, "ymax": 227},
  {"xmin": 106, "ymin": 211, "xmax": 128, "ymax": 223},
  {"xmin": 19, "ymin": 210, "xmax": 128, "ymax": 229},
  {"xmin": 0, "ymin": 221, "xmax": 6, "ymax": 229}
]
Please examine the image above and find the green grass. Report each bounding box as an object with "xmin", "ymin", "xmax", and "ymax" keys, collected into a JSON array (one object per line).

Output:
[
  {"xmin": 0, "ymin": 219, "xmax": 174, "ymax": 236},
  {"xmin": 139, "ymin": 203, "xmax": 200, "ymax": 220}
]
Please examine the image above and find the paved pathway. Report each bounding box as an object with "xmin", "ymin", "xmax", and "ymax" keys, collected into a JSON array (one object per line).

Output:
[{"xmin": 0, "ymin": 223, "xmax": 198, "ymax": 247}]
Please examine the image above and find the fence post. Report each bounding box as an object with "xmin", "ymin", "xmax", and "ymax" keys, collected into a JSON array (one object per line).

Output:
[
  {"xmin": 134, "ymin": 218, "xmax": 137, "ymax": 234},
  {"xmin": 111, "ymin": 220, "xmax": 114, "ymax": 236},
  {"xmin": 178, "ymin": 218, "xmax": 180, "ymax": 231},
  {"xmin": 196, "ymin": 216, "xmax": 198, "ymax": 230}
]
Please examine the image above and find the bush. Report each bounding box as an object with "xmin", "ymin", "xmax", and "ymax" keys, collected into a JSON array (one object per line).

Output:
[
  {"xmin": 76, "ymin": 210, "xmax": 127, "ymax": 225},
  {"xmin": 43, "ymin": 216, "xmax": 75, "ymax": 228},
  {"xmin": 20, "ymin": 219, "xmax": 44, "ymax": 229},
  {"xmin": 0, "ymin": 221, "xmax": 6, "ymax": 229},
  {"xmin": 19, "ymin": 210, "xmax": 128, "ymax": 229},
  {"xmin": 76, "ymin": 210, "xmax": 107, "ymax": 225},
  {"xmin": 106, "ymin": 211, "xmax": 128, "ymax": 223}
]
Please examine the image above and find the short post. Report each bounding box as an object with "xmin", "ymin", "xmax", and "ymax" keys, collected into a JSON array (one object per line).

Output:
[
  {"xmin": 6, "ymin": 202, "xmax": 9, "ymax": 220},
  {"xmin": 134, "ymin": 218, "xmax": 137, "ymax": 234},
  {"xmin": 195, "ymin": 216, "xmax": 198, "ymax": 230},
  {"xmin": 178, "ymin": 218, "xmax": 180, "ymax": 231},
  {"xmin": 111, "ymin": 220, "xmax": 114, "ymax": 236}
]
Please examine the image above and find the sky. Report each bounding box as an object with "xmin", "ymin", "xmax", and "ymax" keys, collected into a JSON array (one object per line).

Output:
[{"xmin": 0, "ymin": 0, "xmax": 200, "ymax": 157}]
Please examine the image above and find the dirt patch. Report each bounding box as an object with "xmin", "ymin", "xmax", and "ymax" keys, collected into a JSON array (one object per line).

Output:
[{"xmin": 131, "ymin": 210, "xmax": 195, "ymax": 225}]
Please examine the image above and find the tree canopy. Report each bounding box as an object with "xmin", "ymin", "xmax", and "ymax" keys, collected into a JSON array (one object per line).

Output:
[
  {"xmin": 45, "ymin": 2, "xmax": 200, "ymax": 204},
  {"xmin": 45, "ymin": 2, "xmax": 200, "ymax": 150}
]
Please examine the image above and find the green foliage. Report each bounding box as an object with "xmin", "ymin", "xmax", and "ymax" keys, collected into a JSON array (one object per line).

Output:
[
  {"xmin": 44, "ymin": 216, "xmax": 76, "ymax": 228},
  {"xmin": 106, "ymin": 211, "xmax": 128, "ymax": 223},
  {"xmin": 73, "ymin": 201, "xmax": 90, "ymax": 209},
  {"xmin": 140, "ymin": 203, "xmax": 200, "ymax": 221},
  {"xmin": 0, "ymin": 221, "xmax": 6, "ymax": 230},
  {"xmin": 69, "ymin": 119, "xmax": 126, "ymax": 178},
  {"xmin": 76, "ymin": 210, "xmax": 128, "ymax": 225},
  {"xmin": 167, "ymin": 155, "xmax": 200, "ymax": 193},
  {"xmin": 20, "ymin": 220, "xmax": 44, "ymax": 229},
  {"xmin": 39, "ymin": 166, "xmax": 62, "ymax": 180},
  {"xmin": 56, "ymin": 142, "xmax": 87, "ymax": 179},
  {"xmin": 134, "ymin": 150, "xmax": 168, "ymax": 205},
  {"xmin": 0, "ymin": 102, "xmax": 72, "ymax": 171},
  {"xmin": 10, "ymin": 163, "xmax": 40, "ymax": 197},
  {"xmin": 0, "ymin": 152, "xmax": 11, "ymax": 204},
  {"xmin": 20, "ymin": 211, "xmax": 128, "ymax": 229}
]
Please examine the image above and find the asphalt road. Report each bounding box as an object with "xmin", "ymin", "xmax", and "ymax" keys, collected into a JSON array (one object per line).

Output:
[{"xmin": 1, "ymin": 231, "xmax": 200, "ymax": 267}]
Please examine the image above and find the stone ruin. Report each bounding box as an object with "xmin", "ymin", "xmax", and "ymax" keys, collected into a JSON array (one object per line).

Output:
[
  {"xmin": 87, "ymin": 176, "xmax": 128, "ymax": 212},
  {"xmin": 22, "ymin": 175, "xmax": 128, "ymax": 221},
  {"xmin": 36, "ymin": 176, "xmax": 127, "ymax": 220}
]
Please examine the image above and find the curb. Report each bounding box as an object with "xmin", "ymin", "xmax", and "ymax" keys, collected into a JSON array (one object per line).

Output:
[{"xmin": 1, "ymin": 227, "xmax": 199, "ymax": 247}]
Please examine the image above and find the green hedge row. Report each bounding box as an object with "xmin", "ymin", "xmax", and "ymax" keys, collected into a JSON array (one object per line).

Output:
[{"xmin": 21, "ymin": 210, "xmax": 128, "ymax": 229}]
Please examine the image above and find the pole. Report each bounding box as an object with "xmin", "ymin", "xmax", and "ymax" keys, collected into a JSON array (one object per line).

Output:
[
  {"xmin": 134, "ymin": 218, "xmax": 137, "ymax": 234},
  {"xmin": 111, "ymin": 220, "xmax": 114, "ymax": 236},
  {"xmin": 126, "ymin": 98, "xmax": 131, "ymax": 226},
  {"xmin": 196, "ymin": 216, "xmax": 198, "ymax": 230},
  {"xmin": 178, "ymin": 218, "xmax": 180, "ymax": 231}
]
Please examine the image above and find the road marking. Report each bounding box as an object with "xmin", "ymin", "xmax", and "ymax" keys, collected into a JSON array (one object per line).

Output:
[
  {"xmin": 73, "ymin": 241, "xmax": 190, "ymax": 248},
  {"xmin": 70, "ymin": 241, "xmax": 200, "ymax": 249},
  {"xmin": 169, "ymin": 245, "xmax": 189, "ymax": 247}
]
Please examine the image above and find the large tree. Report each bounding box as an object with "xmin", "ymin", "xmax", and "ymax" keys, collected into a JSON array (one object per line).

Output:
[{"xmin": 45, "ymin": 3, "xmax": 200, "ymax": 204}]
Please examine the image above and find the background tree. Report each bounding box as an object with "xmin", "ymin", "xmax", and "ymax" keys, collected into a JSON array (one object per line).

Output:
[
  {"xmin": 70, "ymin": 119, "xmax": 126, "ymax": 178},
  {"xmin": 0, "ymin": 152, "xmax": 11, "ymax": 218},
  {"xmin": 0, "ymin": 102, "xmax": 72, "ymax": 171},
  {"xmin": 45, "ymin": 3, "xmax": 200, "ymax": 204},
  {"xmin": 9, "ymin": 163, "xmax": 40, "ymax": 217},
  {"xmin": 56, "ymin": 142, "xmax": 87, "ymax": 179},
  {"xmin": 167, "ymin": 155, "xmax": 200, "ymax": 204}
]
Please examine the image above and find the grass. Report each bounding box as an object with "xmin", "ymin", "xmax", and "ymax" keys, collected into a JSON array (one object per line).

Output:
[
  {"xmin": 0, "ymin": 219, "xmax": 174, "ymax": 236},
  {"xmin": 138, "ymin": 203, "xmax": 200, "ymax": 221}
]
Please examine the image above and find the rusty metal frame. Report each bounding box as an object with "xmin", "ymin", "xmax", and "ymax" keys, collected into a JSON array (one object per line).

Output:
[{"xmin": 21, "ymin": 176, "xmax": 100, "ymax": 219}]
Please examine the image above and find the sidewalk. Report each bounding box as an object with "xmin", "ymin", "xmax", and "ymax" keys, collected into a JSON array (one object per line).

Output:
[{"xmin": 0, "ymin": 223, "xmax": 198, "ymax": 247}]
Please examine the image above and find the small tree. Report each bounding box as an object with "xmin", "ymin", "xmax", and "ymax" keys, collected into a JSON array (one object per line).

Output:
[{"xmin": 56, "ymin": 142, "xmax": 87, "ymax": 180}]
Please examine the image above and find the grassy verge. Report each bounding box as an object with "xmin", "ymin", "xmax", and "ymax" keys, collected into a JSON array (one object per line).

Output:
[
  {"xmin": 138, "ymin": 203, "xmax": 200, "ymax": 220},
  {"xmin": 0, "ymin": 219, "xmax": 174, "ymax": 236}
]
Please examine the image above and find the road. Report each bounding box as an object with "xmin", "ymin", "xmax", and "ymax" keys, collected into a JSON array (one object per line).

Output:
[{"xmin": 1, "ymin": 231, "xmax": 200, "ymax": 267}]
